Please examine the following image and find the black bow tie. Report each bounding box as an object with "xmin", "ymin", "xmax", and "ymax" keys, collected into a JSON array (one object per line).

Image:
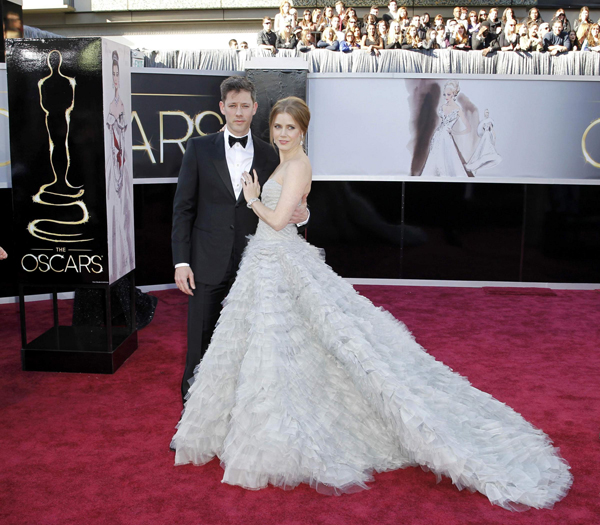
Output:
[{"xmin": 229, "ymin": 134, "xmax": 248, "ymax": 148}]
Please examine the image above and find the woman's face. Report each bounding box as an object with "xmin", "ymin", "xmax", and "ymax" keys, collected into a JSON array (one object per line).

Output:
[
  {"xmin": 112, "ymin": 64, "xmax": 119, "ymax": 89},
  {"xmin": 531, "ymin": 8, "xmax": 539, "ymax": 19},
  {"xmin": 353, "ymin": 27, "xmax": 361, "ymax": 39},
  {"xmin": 399, "ymin": 7, "xmax": 407, "ymax": 18},
  {"xmin": 569, "ymin": 31, "xmax": 577, "ymax": 41},
  {"xmin": 347, "ymin": 8, "xmax": 356, "ymax": 18},
  {"xmin": 409, "ymin": 26, "xmax": 417, "ymax": 38},
  {"xmin": 303, "ymin": 11, "xmax": 310, "ymax": 20},
  {"xmin": 390, "ymin": 21, "xmax": 400, "ymax": 35},
  {"xmin": 529, "ymin": 25, "xmax": 538, "ymax": 37},
  {"xmin": 479, "ymin": 10, "xmax": 487, "ymax": 22},
  {"xmin": 422, "ymin": 14, "xmax": 430, "ymax": 24},
  {"xmin": 312, "ymin": 10, "xmax": 321, "ymax": 22},
  {"xmin": 346, "ymin": 32, "xmax": 355, "ymax": 44},
  {"xmin": 325, "ymin": 7, "xmax": 333, "ymax": 18},
  {"xmin": 469, "ymin": 13, "xmax": 477, "ymax": 24},
  {"xmin": 519, "ymin": 25, "xmax": 528, "ymax": 36},
  {"xmin": 378, "ymin": 21, "xmax": 387, "ymax": 33},
  {"xmin": 282, "ymin": 2, "xmax": 290, "ymax": 14},
  {"xmin": 593, "ymin": 26, "xmax": 600, "ymax": 37},
  {"xmin": 582, "ymin": 8, "xmax": 589, "ymax": 20},
  {"xmin": 443, "ymin": 87, "xmax": 454, "ymax": 102},
  {"xmin": 272, "ymin": 112, "xmax": 302, "ymax": 151},
  {"xmin": 435, "ymin": 18, "xmax": 443, "ymax": 28},
  {"xmin": 368, "ymin": 24, "xmax": 376, "ymax": 37},
  {"xmin": 505, "ymin": 8, "xmax": 514, "ymax": 20},
  {"xmin": 457, "ymin": 25, "xmax": 465, "ymax": 36}
]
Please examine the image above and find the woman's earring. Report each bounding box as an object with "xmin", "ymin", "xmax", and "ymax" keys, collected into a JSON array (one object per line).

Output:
[{"xmin": 300, "ymin": 135, "xmax": 304, "ymax": 146}]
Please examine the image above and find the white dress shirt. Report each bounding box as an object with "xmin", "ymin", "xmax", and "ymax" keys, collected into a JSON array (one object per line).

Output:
[{"xmin": 224, "ymin": 128, "xmax": 254, "ymax": 199}]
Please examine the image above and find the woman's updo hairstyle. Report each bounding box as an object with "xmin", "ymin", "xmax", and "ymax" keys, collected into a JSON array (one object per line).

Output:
[
  {"xmin": 112, "ymin": 50, "xmax": 119, "ymax": 69},
  {"xmin": 444, "ymin": 80, "xmax": 460, "ymax": 100},
  {"xmin": 269, "ymin": 96, "xmax": 311, "ymax": 148}
]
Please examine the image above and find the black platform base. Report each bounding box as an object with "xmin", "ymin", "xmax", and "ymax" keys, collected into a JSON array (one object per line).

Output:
[{"xmin": 21, "ymin": 326, "xmax": 139, "ymax": 374}]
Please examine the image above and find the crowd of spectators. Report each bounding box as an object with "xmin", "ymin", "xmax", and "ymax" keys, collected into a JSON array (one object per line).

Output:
[{"xmin": 248, "ymin": 1, "xmax": 600, "ymax": 55}]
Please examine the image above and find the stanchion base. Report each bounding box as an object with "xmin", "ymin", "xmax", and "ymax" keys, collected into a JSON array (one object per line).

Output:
[{"xmin": 21, "ymin": 326, "xmax": 139, "ymax": 374}]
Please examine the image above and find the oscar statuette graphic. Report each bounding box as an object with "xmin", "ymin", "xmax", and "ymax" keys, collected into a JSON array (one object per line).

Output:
[
  {"xmin": 29, "ymin": 50, "xmax": 92, "ymax": 243},
  {"xmin": 582, "ymin": 118, "xmax": 600, "ymax": 169}
]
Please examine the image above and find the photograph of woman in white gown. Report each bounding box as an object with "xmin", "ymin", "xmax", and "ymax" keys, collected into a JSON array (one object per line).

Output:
[
  {"xmin": 466, "ymin": 109, "xmax": 502, "ymax": 174},
  {"xmin": 420, "ymin": 80, "xmax": 473, "ymax": 177},
  {"xmin": 171, "ymin": 96, "xmax": 572, "ymax": 511}
]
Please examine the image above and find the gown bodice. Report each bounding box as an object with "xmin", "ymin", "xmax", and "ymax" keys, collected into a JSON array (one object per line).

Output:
[
  {"xmin": 254, "ymin": 179, "xmax": 300, "ymax": 241},
  {"xmin": 437, "ymin": 107, "xmax": 460, "ymax": 131}
]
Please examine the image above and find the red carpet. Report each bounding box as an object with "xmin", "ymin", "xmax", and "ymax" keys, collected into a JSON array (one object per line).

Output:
[{"xmin": 1, "ymin": 286, "xmax": 598, "ymax": 525}]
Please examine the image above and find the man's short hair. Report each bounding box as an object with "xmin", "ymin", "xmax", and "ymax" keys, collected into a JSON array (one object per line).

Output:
[
  {"xmin": 220, "ymin": 76, "xmax": 256, "ymax": 103},
  {"xmin": 263, "ymin": 16, "xmax": 272, "ymax": 23},
  {"xmin": 229, "ymin": 39, "xmax": 238, "ymax": 48}
]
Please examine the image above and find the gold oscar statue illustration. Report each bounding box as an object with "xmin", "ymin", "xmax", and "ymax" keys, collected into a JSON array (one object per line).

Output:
[
  {"xmin": 582, "ymin": 118, "xmax": 600, "ymax": 169},
  {"xmin": 28, "ymin": 50, "xmax": 92, "ymax": 243}
]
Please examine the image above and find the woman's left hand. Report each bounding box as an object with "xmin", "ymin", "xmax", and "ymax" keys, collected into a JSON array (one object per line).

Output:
[{"xmin": 242, "ymin": 169, "xmax": 261, "ymax": 203}]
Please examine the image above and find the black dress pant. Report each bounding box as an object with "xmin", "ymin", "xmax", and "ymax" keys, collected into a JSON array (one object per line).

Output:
[{"xmin": 181, "ymin": 253, "xmax": 239, "ymax": 401}]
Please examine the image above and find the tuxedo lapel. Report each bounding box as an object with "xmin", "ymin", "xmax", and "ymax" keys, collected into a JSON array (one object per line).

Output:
[{"xmin": 211, "ymin": 133, "xmax": 236, "ymax": 200}]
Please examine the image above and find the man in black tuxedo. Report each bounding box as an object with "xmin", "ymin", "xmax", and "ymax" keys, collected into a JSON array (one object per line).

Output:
[{"xmin": 172, "ymin": 76, "xmax": 308, "ymax": 401}]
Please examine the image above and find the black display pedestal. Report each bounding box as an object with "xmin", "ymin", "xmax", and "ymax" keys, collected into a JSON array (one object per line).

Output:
[{"xmin": 19, "ymin": 271, "xmax": 138, "ymax": 374}]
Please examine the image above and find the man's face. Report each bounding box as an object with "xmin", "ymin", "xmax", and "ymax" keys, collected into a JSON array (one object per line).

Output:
[
  {"xmin": 219, "ymin": 90, "xmax": 257, "ymax": 136},
  {"xmin": 263, "ymin": 20, "xmax": 272, "ymax": 32},
  {"xmin": 553, "ymin": 21, "xmax": 563, "ymax": 35},
  {"xmin": 371, "ymin": 7, "xmax": 379, "ymax": 16},
  {"xmin": 389, "ymin": 1, "xmax": 397, "ymax": 12}
]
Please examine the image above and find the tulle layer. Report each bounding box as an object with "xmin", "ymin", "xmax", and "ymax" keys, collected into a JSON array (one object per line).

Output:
[{"xmin": 171, "ymin": 182, "xmax": 572, "ymax": 510}]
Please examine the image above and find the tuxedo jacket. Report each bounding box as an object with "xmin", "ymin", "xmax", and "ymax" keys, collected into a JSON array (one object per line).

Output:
[{"xmin": 172, "ymin": 132, "xmax": 279, "ymax": 285}]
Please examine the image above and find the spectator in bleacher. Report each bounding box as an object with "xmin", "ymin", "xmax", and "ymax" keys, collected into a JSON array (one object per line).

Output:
[
  {"xmin": 334, "ymin": 1, "xmax": 347, "ymax": 30},
  {"xmin": 582, "ymin": 23, "xmax": 600, "ymax": 51},
  {"xmin": 538, "ymin": 22, "xmax": 550, "ymax": 40},
  {"xmin": 495, "ymin": 19, "xmax": 520, "ymax": 51},
  {"xmin": 574, "ymin": 7, "xmax": 593, "ymax": 43},
  {"xmin": 346, "ymin": 17, "xmax": 360, "ymax": 36},
  {"xmin": 410, "ymin": 15, "xmax": 426, "ymax": 40},
  {"xmin": 299, "ymin": 9, "xmax": 316, "ymax": 32},
  {"xmin": 361, "ymin": 23, "xmax": 384, "ymax": 55},
  {"xmin": 258, "ymin": 16, "xmax": 277, "ymax": 54},
  {"xmin": 330, "ymin": 17, "xmax": 345, "ymax": 41},
  {"xmin": 467, "ymin": 10, "xmax": 480, "ymax": 43},
  {"xmin": 450, "ymin": 6, "xmax": 463, "ymax": 28},
  {"xmin": 383, "ymin": 1, "xmax": 400, "ymax": 24},
  {"xmin": 317, "ymin": 27, "xmax": 340, "ymax": 50},
  {"xmin": 449, "ymin": 24, "xmax": 471, "ymax": 50},
  {"xmin": 323, "ymin": 6, "xmax": 335, "ymax": 27},
  {"xmin": 240, "ymin": 41, "xmax": 249, "ymax": 50},
  {"xmin": 398, "ymin": 5, "xmax": 410, "ymax": 32},
  {"xmin": 436, "ymin": 27, "xmax": 449, "ymax": 49},
  {"xmin": 312, "ymin": 8, "xmax": 322, "ymax": 26},
  {"xmin": 568, "ymin": 30, "xmax": 581, "ymax": 50},
  {"xmin": 314, "ymin": 10, "xmax": 327, "ymax": 33},
  {"xmin": 274, "ymin": 1, "xmax": 294, "ymax": 33},
  {"xmin": 520, "ymin": 24, "xmax": 543, "ymax": 52},
  {"xmin": 344, "ymin": 8, "xmax": 358, "ymax": 28},
  {"xmin": 483, "ymin": 8, "xmax": 502, "ymax": 37},
  {"xmin": 434, "ymin": 15, "xmax": 445, "ymax": 33},
  {"xmin": 377, "ymin": 19, "xmax": 389, "ymax": 42},
  {"xmin": 340, "ymin": 30, "xmax": 361, "ymax": 52},
  {"xmin": 550, "ymin": 9, "xmax": 572, "ymax": 34},
  {"xmin": 363, "ymin": 5, "xmax": 380, "ymax": 26},
  {"xmin": 478, "ymin": 10, "xmax": 487, "ymax": 24},
  {"xmin": 471, "ymin": 24, "xmax": 489, "ymax": 50},
  {"xmin": 276, "ymin": 21, "xmax": 298, "ymax": 49},
  {"xmin": 523, "ymin": 7, "xmax": 544, "ymax": 29},
  {"xmin": 421, "ymin": 13, "xmax": 431, "ymax": 30},
  {"xmin": 386, "ymin": 20, "xmax": 403, "ymax": 48},
  {"xmin": 423, "ymin": 28, "xmax": 440, "ymax": 49},
  {"xmin": 501, "ymin": 8, "xmax": 517, "ymax": 31},
  {"xmin": 363, "ymin": 14, "xmax": 377, "ymax": 35},
  {"xmin": 544, "ymin": 20, "xmax": 571, "ymax": 55},
  {"xmin": 446, "ymin": 19, "xmax": 459, "ymax": 41},
  {"xmin": 351, "ymin": 25, "xmax": 362, "ymax": 42},
  {"xmin": 460, "ymin": 7, "xmax": 469, "ymax": 25},
  {"xmin": 298, "ymin": 30, "xmax": 316, "ymax": 52},
  {"xmin": 402, "ymin": 25, "xmax": 424, "ymax": 50},
  {"xmin": 229, "ymin": 39, "xmax": 238, "ymax": 49}
]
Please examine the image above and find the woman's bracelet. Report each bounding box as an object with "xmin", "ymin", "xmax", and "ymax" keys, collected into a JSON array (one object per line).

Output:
[{"xmin": 246, "ymin": 197, "xmax": 259, "ymax": 209}]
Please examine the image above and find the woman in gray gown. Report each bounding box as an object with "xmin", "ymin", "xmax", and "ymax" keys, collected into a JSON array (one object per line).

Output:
[{"xmin": 171, "ymin": 97, "xmax": 572, "ymax": 510}]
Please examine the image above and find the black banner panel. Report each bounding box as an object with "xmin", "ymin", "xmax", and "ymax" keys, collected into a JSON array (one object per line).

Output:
[
  {"xmin": 6, "ymin": 38, "xmax": 134, "ymax": 286},
  {"xmin": 131, "ymin": 71, "xmax": 230, "ymax": 180}
]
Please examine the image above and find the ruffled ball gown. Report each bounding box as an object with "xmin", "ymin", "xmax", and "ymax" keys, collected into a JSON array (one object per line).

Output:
[
  {"xmin": 466, "ymin": 118, "xmax": 502, "ymax": 174},
  {"xmin": 171, "ymin": 179, "xmax": 572, "ymax": 510}
]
